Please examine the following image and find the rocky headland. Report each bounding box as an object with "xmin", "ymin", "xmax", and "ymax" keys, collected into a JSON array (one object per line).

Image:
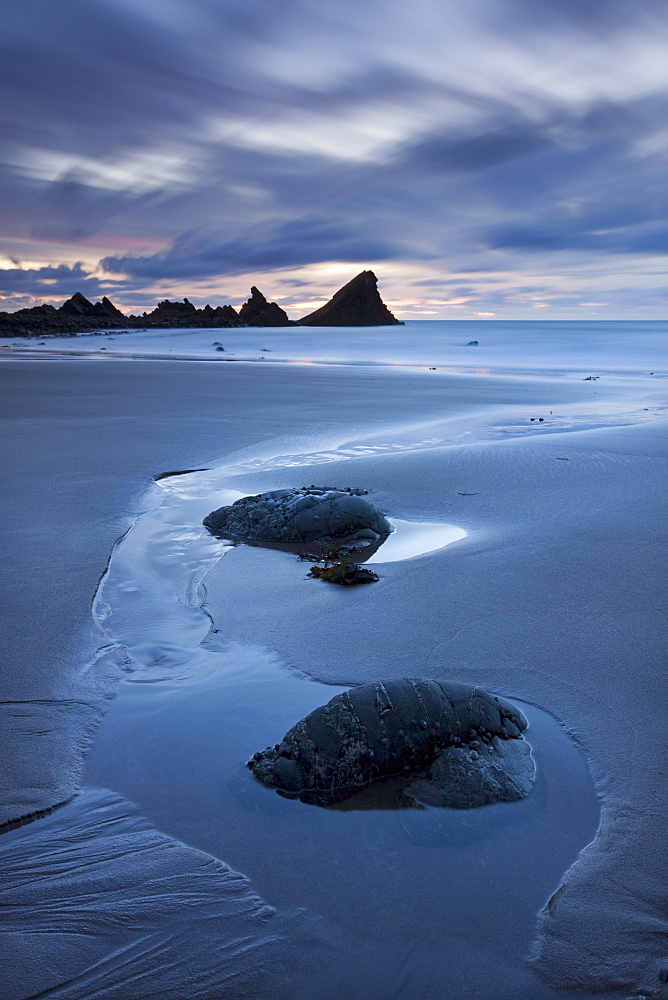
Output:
[
  {"xmin": 297, "ymin": 270, "xmax": 403, "ymax": 326},
  {"xmin": 0, "ymin": 271, "xmax": 401, "ymax": 336}
]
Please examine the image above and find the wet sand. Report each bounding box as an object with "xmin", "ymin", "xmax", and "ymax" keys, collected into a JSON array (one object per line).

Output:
[{"xmin": 1, "ymin": 352, "xmax": 666, "ymax": 998}]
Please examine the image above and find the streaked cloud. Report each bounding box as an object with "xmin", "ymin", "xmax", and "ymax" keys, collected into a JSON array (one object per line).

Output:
[{"xmin": 1, "ymin": 0, "xmax": 667, "ymax": 316}]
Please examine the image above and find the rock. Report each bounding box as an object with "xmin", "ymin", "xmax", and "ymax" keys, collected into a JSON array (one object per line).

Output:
[
  {"xmin": 93, "ymin": 296, "xmax": 125, "ymax": 318},
  {"xmin": 0, "ymin": 293, "xmax": 245, "ymax": 337},
  {"xmin": 307, "ymin": 562, "xmax": 379, "ymax": 585},
  {"xmin": 60, "ymin": 292, "xmax": 98, "ymax": 316},
  {"xmin": 238, "ymin": 287, "xmax": 292, "ymax": 327},
  {"xmin": 201, "ymin": 304, "xmax": 241, "ymax": 325},
  {"xmin": 148, "ymin": 298, "xmax": 197, "ymax": 320},
  {"xmin": 466, "ymin": 340, "xmax": 479, "ymax": 346},
  {"xmin": 204, "ymin": 486, "xmax": 391, "ymax": 553},
  {"xmin": 297, "ymin": 270, "xmax": 403, "ymax": 326},
  {"xmin": 248, "ymin": 678, "xmax": 534, "ymax": 807},
  {"xmin": 405, "ymin": 736, "xmax": 534, "ymax": 808},
  {"xmin": 140, "ymin": 298, "xmax": 240, "ymax": 327}
]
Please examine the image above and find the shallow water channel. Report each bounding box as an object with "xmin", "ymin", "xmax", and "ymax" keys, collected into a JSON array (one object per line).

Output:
[{"xmin": 84, "ymin": 465, "xmax": 600, "ymax": 987}]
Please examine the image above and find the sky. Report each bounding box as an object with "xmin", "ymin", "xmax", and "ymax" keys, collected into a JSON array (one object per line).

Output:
[{"xmin": 1, "ymin": 0, "xmax": 667, "ymax": 319}]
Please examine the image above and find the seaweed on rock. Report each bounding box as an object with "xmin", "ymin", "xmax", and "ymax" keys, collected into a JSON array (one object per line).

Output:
[
  {"xmin": 248, "ymin": 678, "xmax": 535, "ymax": 809},
  {"xmin": 307, "ymin": 561, "xmax": 379, "ymax": 585}
]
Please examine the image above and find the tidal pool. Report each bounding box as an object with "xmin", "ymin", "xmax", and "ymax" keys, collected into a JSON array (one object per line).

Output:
[
  {"xmin": 84, "ymin": 645, "xmax": 599, "ymax": 964},
  {"xmin": 81, "ymin": 462, "xmax": 600, "ymax": 991},
  {"xmin": 365, "ymin": 518, "xmax": 466, "ymax": 563}
]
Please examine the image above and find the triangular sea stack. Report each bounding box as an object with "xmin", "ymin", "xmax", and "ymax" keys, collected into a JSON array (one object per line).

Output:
[{"xmin": 297, "ymin": 270, "xmax": 403, "ymax": 326}]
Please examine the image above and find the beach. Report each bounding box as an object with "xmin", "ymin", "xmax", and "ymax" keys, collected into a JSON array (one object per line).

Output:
[{"xmin": 1, "ymin": 322, "xmax": 666, "ymax": 999}]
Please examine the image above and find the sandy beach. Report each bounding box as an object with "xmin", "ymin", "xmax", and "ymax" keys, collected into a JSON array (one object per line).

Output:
[{"xmin": 1, "ymin": 323, "xmax": 666, "ymax": 999}]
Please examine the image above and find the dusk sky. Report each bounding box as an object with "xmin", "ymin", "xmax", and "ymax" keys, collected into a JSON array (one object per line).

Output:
[{"xmin": 2, "ymin": 0, "xmax": 668, "ymax": 319}]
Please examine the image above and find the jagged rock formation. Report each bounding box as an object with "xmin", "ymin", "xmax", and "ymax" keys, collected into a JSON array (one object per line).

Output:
[
  {"xmin": 248, "ymin": 678, "xmax": 535, "ymax": 808},
  {"xmin": 238, "ymin": 287, "xmax": 292, "ymax": 327},
  {"xmin": 0, "ymin": 274, "xmax": 402, "ymax": 336},
  {"xmin": 0, "ymin": 293, "xmax": 129, "ymax": 337},
  {"xmin": 135, "ymin": 298, "xmax": 242, "ymax": 329},
  {"xmin": 0, "ymin": 292, "xmax": 245, "ymax": 336},
  {"xmin": 60, "ymin": 292, "xmax": 124, "ymax": 319},
  {"xmin": 297, "ymin": 270, "xmax": 403, "ymax": 326},
  {"xmin": 203, "ymin": 486, "xmax": 391, "ymax": 554}
]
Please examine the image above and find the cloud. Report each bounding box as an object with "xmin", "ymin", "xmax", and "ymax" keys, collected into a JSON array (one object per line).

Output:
[
  {"xmin": 101, "ymin": 219, "xmax": 402, "ymax": 280},
  {"xmin": 0, "ymin": 263, "xmax": 104, "ymax": 299},
  {"xmin": 1, "ymin": 0, "xmax": 668, "ymax": 315},
  {"xmin": 400, "ymin": 129, "xmax": 554, "ymax": 173}
]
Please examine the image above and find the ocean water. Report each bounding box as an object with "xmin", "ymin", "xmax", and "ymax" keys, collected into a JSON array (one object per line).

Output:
[{"xmin": 3, "ymin": 318, "xmax": 667, "ymax": 376}]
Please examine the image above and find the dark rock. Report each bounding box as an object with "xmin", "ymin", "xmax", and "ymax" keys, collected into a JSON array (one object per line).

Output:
[
  {"xmin": 19, "ymin": 304, "xmax": 58, "ymax": 319},
  {"xmin": 238, "ymin": 287, "xmax": 292, "ymax": 327},
  {"xmin": 152, "ymin": 297, "xmax": 196, "ymax": 316},
  {"xmin": 307, "ymin": 561, "xmax": 379, "ymax": 585},
  {"xmin": 93, "ymin": 296, "xmax": 124, "ymax": 318},
  {"xmin": 297, "ymin": 270, "xmax": 403, "ymax": 326},
  {"xmin": 203, "ymin": 486, "xmax": 391, "ymax": 554},
  {"xmin": 466, "ymin": 340, "xmax": 479, "ymax": 346},
  {"xmin": 248, "ymin": 678, "xmax": 535, "ymax": 807},
  {"xmin": 60, "ymin": 292, "xmax": 98, "ymax": 316},
  {"xmin": 211, "ymin": 304, "xmax": 241, "ymax": 324},
  {"xmin": 128, "ymin": 296, "xmax": 243, "ymax": 329},
  {"xmin": 0, "ymin": 292, "xmax": 247, "ymax": 336}
]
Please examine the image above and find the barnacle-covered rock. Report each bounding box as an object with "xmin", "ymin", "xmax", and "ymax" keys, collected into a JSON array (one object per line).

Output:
[
  {"xmin": 204, "ymin": 486, "xmax": 391, "ymax": 554},
  {"xmin": 248, "ymin": 678, "xmax": 535, "ymax": 808}
]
